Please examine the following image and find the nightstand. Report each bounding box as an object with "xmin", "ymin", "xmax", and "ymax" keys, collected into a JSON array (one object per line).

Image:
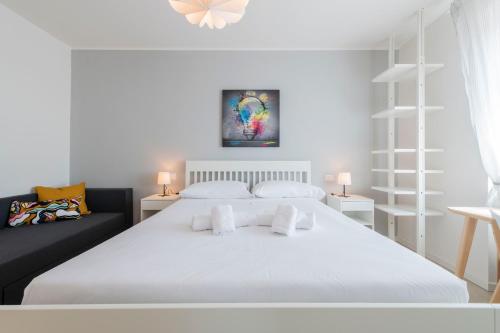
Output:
[
  {"xmin": 326, "ymin": 194, "xmax": 374, "ymax": 229},
  {"xmin": 140, "ymin": 194, "xmax": 180, "ymax": 221}
]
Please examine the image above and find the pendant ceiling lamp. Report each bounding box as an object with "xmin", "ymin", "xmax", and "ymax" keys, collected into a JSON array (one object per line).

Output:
[{"xmin": 169, "ymin": 0, "xmax": 249, "ymax": 29}]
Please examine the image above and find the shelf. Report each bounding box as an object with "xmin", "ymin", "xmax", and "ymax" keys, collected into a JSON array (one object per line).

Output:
[
  {"xmin": 375, "ymin": 204, "xmax": 444, "ymax": 217},
  {"xmin": 372, "ymin": 169, "xmax": 413, "ymax": 174},
  {"xmin": 372, "ymin": 186, "xmax": 443, "ymax": 195},
  {"xmin": 350, "ymin": 216, "xmax": 374, "ymax": 226},
  {"xmin": 371, "ymin": 148, "xmax": 444, "ymax": 154},
  {"xmin": 372, "ymin": 64, "xmax": 444, "ymax": 83},
  {"xmin": 372, "ymin": 106, "xmax": 443, "ymax": 119},
  {"xmin": 371, "ymin": 169, "xmax": 444, "ymax": 174}
]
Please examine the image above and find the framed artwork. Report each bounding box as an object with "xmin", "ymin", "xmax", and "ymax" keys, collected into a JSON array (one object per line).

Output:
[{"xmin": 222, "ymin": 90, "xmax": 280, "ymax": 147}]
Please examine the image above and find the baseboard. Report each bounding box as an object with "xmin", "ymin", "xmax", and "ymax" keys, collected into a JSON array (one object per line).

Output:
[{"xmin": 396, "ymin": 236, "xmax": 490, "ymax": 291}]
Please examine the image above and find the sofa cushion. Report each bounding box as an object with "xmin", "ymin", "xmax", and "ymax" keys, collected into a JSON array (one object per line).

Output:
[
  {"xmin": 35, "ymin": 183, "xmax": 90, "ymax": 215},
  {"xmin": 0, "ymin": 194, "xmax": 37, "ymax": 229},
  {"xmin": 8, "ymin": 198, "xmax": 82, "ymax": 227},
  {"xmin": 0, "ymin": 212, "xmax": 125, "ymax": 287}
]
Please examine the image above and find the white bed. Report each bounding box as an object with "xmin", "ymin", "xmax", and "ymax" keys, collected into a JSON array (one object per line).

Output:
[{"xmin": 22, "ymin": 161, "xmax": 468, "ymax": 304}]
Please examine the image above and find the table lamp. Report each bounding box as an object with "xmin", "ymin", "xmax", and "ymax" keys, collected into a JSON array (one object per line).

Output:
[
  {"xmin": 337, "ymin": 172, "xmax": 351, "ymax": 198},
  {"xmin": 158, "ymin": 172, "xmax": 172, "ymax": 197}
]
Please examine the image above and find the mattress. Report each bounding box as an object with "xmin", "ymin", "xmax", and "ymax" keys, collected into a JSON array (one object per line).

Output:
[{"xmin": 22, "ymin": 198, "xmax": 469, "ymax": 304}]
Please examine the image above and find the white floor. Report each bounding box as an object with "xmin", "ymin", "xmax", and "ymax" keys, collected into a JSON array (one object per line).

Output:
[
  {"xmin": 468, "ymin": 280, "xmax": 492, "ymax": 303},
  {"xmin": 397, "ymin": 240, "xmax": 491, "ymax": 303}
]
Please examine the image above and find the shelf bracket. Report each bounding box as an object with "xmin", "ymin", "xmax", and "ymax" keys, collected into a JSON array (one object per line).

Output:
[
  {"xmin": 387, "ymin": 34, "xmax": 396, "ymax": 241},
  {"xmin": 416, "ymin": 8, "xmax": 426, "ymax": 256}
]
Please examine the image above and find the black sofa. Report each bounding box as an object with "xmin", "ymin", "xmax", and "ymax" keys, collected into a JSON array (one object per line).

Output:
[{"xmin": 0, "ymin": 188, "xmax": 133, "ymax": 305}]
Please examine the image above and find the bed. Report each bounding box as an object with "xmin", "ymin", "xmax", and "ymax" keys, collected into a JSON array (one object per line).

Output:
[{"xmin": 21, "ymin": 161, "xmax": 469, "ymax": 304}]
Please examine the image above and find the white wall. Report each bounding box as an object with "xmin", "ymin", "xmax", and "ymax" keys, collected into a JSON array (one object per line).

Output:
[
  {"xmin": 396, "ymin": 14, "xmax": 489, "ymax": 288},
  {"xmin": 0, "ymin": 3, "xmax": 71, "ymax": 197},
  {"xmin": 70, "ymin": 50, "xmax": 385, "ymax": 222}
]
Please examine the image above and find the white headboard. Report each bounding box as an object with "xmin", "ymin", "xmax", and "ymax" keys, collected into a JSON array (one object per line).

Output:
[{"xmin": 185, "ymin": 161, "xmax": 311, "ymax": 189}]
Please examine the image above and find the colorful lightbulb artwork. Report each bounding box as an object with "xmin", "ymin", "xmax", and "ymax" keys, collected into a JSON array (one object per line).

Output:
[{"xmin": 222, "ymin": 90, "xmax": 280, "ymax": 147}]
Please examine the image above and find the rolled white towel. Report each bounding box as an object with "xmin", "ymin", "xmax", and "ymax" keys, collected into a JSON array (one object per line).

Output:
[
  {"xmin": 211, "ymin": 205, "xmax": 236, "ymax": 235},
  {"xmin": 256, "ymin": 211, "xmax": 315, "ymax": 230},
  {"xmin": 192, "ymin": 215, "xmax": 212, "ymax": 231},
  {"xmin": 255, "ymin": 214, "xmax": 273, "ymax": 227},
  {"xmin": 272, "ymin": 204, "xmax": 298, "ymax": 236},
  {"xmin": 297, "ymin": 212, "xmax": 316, "ymax": 230},
  {"xmin": 234, "ymin": 212, "xmax": 258, "ymax": 227},
  {"xmin": 192, "ymin": 212, "xmax": 256, "ymax": 231}
]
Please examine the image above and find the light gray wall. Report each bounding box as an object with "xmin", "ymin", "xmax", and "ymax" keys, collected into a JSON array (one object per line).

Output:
[
  {"xmin": 0, "ymin": 3, "xmax": 71, "ymax": 197},
  {"xmin": 71, "ymin": 50, "xmax": 385, "ymax": 222},
  {"xmin": 397, "ymin": 14, "xmax": 489, "ymax": 289}
]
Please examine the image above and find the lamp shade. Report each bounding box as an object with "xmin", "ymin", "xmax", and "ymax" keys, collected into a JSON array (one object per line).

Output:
[
  {"xmin": 337, "ymin": 172, "xmax": 352, "ymax": 186},
  {"xmin": 157, "ymin": 172, "xmax": 172, "ymax": 185},
  {"xmin": 324, "ymin": 174, "xmax": 335, "ymax": 182}
]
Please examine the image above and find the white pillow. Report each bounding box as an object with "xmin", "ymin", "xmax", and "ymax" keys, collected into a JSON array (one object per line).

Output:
[
  {"xmin": 180, "ymin": 181, "xmax": 253, "ymax": 199},
  {"xmin": 252, "ymin": 181, "xmax": 326, "ymax": 200}
]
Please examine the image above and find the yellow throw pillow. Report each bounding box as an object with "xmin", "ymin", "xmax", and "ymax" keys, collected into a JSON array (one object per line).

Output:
[{"xmin": 35, "ymin": 182, "xmax": 90, "ymax": 215}]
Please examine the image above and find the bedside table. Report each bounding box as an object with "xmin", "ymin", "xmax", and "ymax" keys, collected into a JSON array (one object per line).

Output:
[
  {"xmin": 326, "ymin": 194, "xmax": 374, "ymax": 229},
  {"xmin": 140, "ymin": 194, "xmax": 180, "ymax": 221}
]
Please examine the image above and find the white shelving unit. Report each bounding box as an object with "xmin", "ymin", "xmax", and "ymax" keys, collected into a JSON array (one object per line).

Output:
[
  {"xmin": 371, "ymin": 169, "xmax": 444, "ymax": 174},
  {"xmin": 372, "ymin": 64, "xmax": 444, "ymax": 83},
  {"xmin": 371, "ymin": 187, "xmax": 444, "ymax": 195},
  {"xmin": 374, "ymin": 205, "xmax": 444, "ymax": 217},
  {"xmin": 371, "ymin": 106, "xmax": 444, "ymax": 119},
  {"xmin": 371, "ymin": 9, "xmax": 444, "ymax": 256},
  {"xmin": 372, "ymin": 148, "xmax": 444, "ymax": 154}
]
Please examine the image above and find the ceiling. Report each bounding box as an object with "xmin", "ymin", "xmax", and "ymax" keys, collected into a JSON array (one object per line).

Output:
[{"xmin": 0, "ymin": 0, "xmax": 450, "ymax": 50}]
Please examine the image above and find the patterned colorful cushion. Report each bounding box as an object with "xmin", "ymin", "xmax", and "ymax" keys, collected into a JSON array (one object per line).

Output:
[
  {"xmin": 8, "ymin": 197, "xmax": 81, "ymax": 227},
  {"xmin": 54, "ymin": 197, "xmax": 82, "ymax": 220}
]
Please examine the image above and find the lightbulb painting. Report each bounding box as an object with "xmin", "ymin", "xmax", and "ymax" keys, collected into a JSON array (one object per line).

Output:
[{"xmin": 222, "ymin": 90, "xmax": 280, "ymax": 147}]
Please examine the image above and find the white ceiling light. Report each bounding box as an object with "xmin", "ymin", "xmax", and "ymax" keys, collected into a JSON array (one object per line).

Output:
[{"xmin": 169, "ymin": 0, "xmax": 249, "ymax": 30}]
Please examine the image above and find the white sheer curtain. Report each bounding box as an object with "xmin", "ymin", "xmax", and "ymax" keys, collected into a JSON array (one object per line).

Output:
[{"xmin": 451, "ymin": 0, "xmax": 500, "ymax": 216}]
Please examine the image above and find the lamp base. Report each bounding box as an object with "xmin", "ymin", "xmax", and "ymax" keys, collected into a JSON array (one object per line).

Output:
[
  {"xmin": 160, "ymin": 184, "xmax": 168, "ymax": 197},
  {"xmin": 159, "ymin": 185, "xmax": 175, "ymax": 196},
  {"xmin": 338, "ymin": 185, "xmax": 350, "ymax": 198}
]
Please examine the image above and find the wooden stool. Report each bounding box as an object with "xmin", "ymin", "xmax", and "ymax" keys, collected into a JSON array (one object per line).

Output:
[{"xmin": 449, "ymin": 207, "xmax": 500, "ymax": 303}]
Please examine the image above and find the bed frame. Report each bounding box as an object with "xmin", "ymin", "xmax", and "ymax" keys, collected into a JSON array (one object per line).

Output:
[
  {"xmin": 2, "ymin": 160, "xmax": 493, "ymax": 332},
  {"xmin": 185, "ymin": 160, "xmax": 312, "ymax": 189},
  {"xmin": 0, "ymin": 303, "xmax": 496, "ymax": 333}
]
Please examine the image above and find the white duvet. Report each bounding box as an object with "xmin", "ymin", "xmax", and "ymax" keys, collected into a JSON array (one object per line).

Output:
[{"xmin": 22, "ymin": 198, "xmax": 469, "ymax": 304}]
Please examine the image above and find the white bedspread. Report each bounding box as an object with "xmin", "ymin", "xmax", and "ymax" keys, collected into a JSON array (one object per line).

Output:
[{"xmin": 22, "ymin": 198, "xmax": 469, "ymax": 304}]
